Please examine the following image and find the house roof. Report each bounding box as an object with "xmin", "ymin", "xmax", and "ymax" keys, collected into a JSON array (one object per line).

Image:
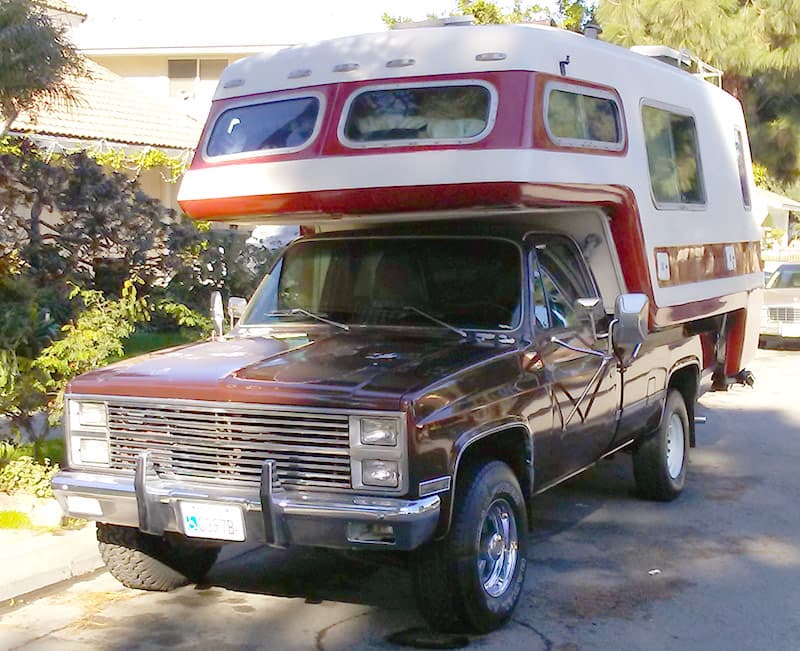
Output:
[
  {"xmin": 10, "ymin": 60, "xmax": 202, "ymax": 152},
  {"xmin": 37, "ymin": 0, "xmax": 86, "ymax": 18}
]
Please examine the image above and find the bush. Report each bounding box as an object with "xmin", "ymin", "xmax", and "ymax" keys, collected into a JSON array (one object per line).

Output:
[{"xmin": 0, "ymin": 455, "xmax": 58, "ymax": 497}]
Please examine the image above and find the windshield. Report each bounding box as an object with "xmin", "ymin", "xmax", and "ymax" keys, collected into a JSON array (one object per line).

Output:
[
  {"xmin": 766, "ymin": 266, "xmax": 800, "ymax": 289},
  {"xmin": 241, "ymin": 237, "xmax": 522, "ymax": 331}
]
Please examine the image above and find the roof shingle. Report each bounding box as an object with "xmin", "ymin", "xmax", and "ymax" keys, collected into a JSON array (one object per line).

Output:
[{"xmin": 11, "ymin": 60, "xmax": 202, "ymax": 151}]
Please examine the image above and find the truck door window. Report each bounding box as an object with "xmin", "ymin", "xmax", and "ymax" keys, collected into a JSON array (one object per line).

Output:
[{"xmin": 532, "ymin": 237, "xmax": 598, "ymax": 331}]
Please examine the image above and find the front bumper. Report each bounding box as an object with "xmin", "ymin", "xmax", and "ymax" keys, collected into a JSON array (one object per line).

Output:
[{"xmin": 51, "ymin": 455, "xmax": 440, "ymax": 551}]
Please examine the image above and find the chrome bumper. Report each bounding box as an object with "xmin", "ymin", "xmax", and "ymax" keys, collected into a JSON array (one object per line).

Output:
[{"xmin": 51, "ymin": 456, "xmax": 440, "ymax": 551}]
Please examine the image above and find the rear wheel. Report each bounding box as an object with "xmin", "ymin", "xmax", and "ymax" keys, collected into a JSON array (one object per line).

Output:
[
  {"xmin": 97, "ymin": 523, "xmax": 221, "ymax": 591},
  {"xmin": 411, "ymin": 460, "xmax": 528, "ymax": 633},
  {"xmin": 633, "ymin": 389, "xmax": 690, "ymax": 501}
]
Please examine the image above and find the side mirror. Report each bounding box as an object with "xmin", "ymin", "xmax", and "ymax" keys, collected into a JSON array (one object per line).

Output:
[
  {"xmin": 210, "ymin": 291, "xmax": 224, "ymax": 338},
  {"xmin": 612, "ymin": 293, "xmax": 649, "ymax": 349},
  {"xmin": 574, "ymin": 297, "xmax": 603, "ymax": 340},
  {"xmin": 228, "ymin": 296, "xmax": 247, "ymax": 325}
]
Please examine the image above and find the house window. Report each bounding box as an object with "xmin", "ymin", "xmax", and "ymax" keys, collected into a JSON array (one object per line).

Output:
[
  {"xmin": 342, "ymin": 83, "xmax": 493, "ymax": 146},
  {"xmin": 642, "ymin": 104, "xmax": 705, "ymax": 207},
  {"xmin": 544, "ymin": 84, "xmax": 623, "ymax": 150},
  {"xmin": 206, "ymin": 96, "xmax": 321, "ymax": 157},
  {"xmin": 168, "ymin": 59, "xmax": 228, "ymax": 99},
  {"xmin": 734, "ymin": 128, "xmax": 752, "ymax": 209}
]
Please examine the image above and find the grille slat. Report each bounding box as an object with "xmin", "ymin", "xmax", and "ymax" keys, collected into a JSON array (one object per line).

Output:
[
  {"xmin": 106, "ymin": 400, "xmax": 353, "ymax": 491},
  {"xmin": 767, "ymin": 307, "xmax": 800, "ymax": 323},
  {"xmin": 109, "ymin": 431, "xmax": 351, "ymax": 455}
]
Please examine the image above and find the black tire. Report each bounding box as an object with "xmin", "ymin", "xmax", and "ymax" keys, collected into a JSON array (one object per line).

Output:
[
  {"xmin": 97, "ymin": 523, "xmax": 221, "ymax": 591},
  {"xmin": 633, "ymin": 389, "xmax": 690, "ymax": 501},
  {"xmin": 411, "ymin": 460, "xmax": 528, "ymax": 634}
]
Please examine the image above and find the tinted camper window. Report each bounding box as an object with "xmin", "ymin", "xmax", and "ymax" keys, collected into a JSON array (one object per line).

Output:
[
  {"xmin": 546, "ymin": 87, "xmax": 623, "ymax": 149},
  {"xmin": 642, "ymin": 105, "xmax": 705, "ymax": 206},
  {"xmin": 342, "ymin": 84, "xmax": 492, "ymax": 145},
  {"xmin": 206, "ymin": 96, "xmax": 320, "ymax": 157},
  {"xmin": 735, "ymin": 128, "xmax": 752, "ymax": 209}
]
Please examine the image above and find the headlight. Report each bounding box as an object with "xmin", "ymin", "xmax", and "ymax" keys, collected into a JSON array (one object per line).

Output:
[
  {"xmin": 67, "ymin": 399, "xmax": 110, "ymax": 467},
  {"xmin": 362, "ymin": 460, "xmax": 400, "ymax": 488},
  {"xmin": 349, "ymin": 412, "xmax": 407, "ymax": 493},
  {"xmin": 69, "ymin": 400, "xmax": 107, "ymax": 429},
  {"xmin": 77, "ymin": 438, "xmax": 110, "ymax": 465},
  {"xmin": 359, "ymin": 417, "xmax": 400, "ymax": 446}
]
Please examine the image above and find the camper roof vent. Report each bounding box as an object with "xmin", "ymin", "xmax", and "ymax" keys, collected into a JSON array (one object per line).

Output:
[
  {"xmin": 391, "ymin": 15, "xmax": 474, "ymax": 29},
  {"xmin": 631, "ymin": 45, "xmax": 722, "ymax": 87}
]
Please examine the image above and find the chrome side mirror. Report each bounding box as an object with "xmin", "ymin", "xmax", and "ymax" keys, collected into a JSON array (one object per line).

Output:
[
  {"xmin": 612, "ymin": 293, "xmax": 649, "ymax": 352},
  {"xmin": 228, "ymin": 296, "xmax": 247, "ymax": 325},
  {"xmin": 210, "ymin": 290, "xmax": 224, "ymax": 338},
  {"xmin": 574, "ymin": 296, "xmax": 603, "ymax": 340}
]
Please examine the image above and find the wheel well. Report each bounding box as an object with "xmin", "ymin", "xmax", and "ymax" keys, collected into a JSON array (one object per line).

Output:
[
  {"xmin": 457, "ymin": 427, "xmax": 532, "ymax": 503},
  {"xmin": 668, "ymin": 365, "xmax": 699, "ymax": 447}
]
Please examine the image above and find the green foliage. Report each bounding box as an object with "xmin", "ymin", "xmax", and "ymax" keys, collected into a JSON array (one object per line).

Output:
[
  {"xmin": 89, "ymin": 147, "xmax": 188, "ymax": 183},
  {"xmin": 596, "ymin": 0, "xmax": 800, "ymax": 185},
  {"xmin": 0, "ymin": 438, "xmax": 65, "ymax": 466},
  {"xmin": 454, "ymin": 0, "xmax": 549, "ymax": 24},
  {"xmin": 123, "ymin": 329, "xmax": 203, "ymax": 359},
  {"xmin": 0, "ymin": 0, "xmax": 86, "ymax": 134},
  {"xmin": 0, "ymin": 510, "xmax": 32, "ymax": 528},
  {"xmin": 0, "ymin": 456, "xmax": 58, "ymax": 497},
  {"xmin": 34, "ymin": 278, "xmax": 150, "ymax": 419},
  {"xmin": 156, "ymin": 300, "xmax": 212, "ymax": 333}
]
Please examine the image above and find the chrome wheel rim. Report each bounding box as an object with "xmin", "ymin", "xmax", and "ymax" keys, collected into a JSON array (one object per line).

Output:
[
  {"xmin": 478, "ymin": 498, "xmax": 518, "ymax": 598},
  {"xmin": 666, "ymin": 412, "xmax": 685, "ymax": 479}
]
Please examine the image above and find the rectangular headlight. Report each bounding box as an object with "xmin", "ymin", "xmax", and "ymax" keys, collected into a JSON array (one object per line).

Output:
[
  {"xmin": 362, "ymin": 460, "xmax": 399, "ymax": 488},
  {"xmin": 69, "ymin": 400, "xmax": 108, "ymax": 429},
  {"xmin": 359, "ymin": 417, "xmax": 400, "ymax": 446},
  {"xmin": 78, "ymin": 438, "xmax": 110, "ymax": 465}
]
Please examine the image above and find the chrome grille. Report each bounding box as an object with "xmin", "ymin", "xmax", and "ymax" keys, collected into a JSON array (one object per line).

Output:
[
  {"xmin": 767, "ymin": 307, "xmax": 800, "ymax": 323},
  {"xmin": 106, "ymin": 400, "xmax": 352, "ymax": 491}
]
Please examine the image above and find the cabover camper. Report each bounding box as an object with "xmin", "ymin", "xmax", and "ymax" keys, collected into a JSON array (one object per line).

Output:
[{"xmin": 53, "ymin": 23, "xmax": 763, "ymax": 634}]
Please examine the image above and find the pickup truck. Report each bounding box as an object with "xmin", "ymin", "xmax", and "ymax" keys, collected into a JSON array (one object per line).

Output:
[{"xmin": 52, "ymin": 221, "xmax": 702, "ymax": 633}]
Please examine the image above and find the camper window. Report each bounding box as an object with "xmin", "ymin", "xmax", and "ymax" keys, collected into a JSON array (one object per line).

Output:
[
  {"xmin": 341, "ymin": 83, "xmax": 493, "ymax": 146},
  {"xmin": 734, "ymin": 128, "xmax": 752, "ymax": 210},
  {"xmin": 544, "ymin": 84, "xmax": 623, "ymax": 150},
  {"xmin": 642, "ymin": 104, "xmax": 705, "ymax": 207},
  {"xmin": 205, "ymin": 95, "xmax": 321, "ymax": 158}
]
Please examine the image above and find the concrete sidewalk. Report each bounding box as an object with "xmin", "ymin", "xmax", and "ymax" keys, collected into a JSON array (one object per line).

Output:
[{"xmin": 0, "ymin": 524, "xmax": 103, "ymax": 603}]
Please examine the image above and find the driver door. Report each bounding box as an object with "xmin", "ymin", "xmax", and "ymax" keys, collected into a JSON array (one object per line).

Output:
[{"xmin": 527, "ymin": 234, "xmax": 621, "ymax": 488}]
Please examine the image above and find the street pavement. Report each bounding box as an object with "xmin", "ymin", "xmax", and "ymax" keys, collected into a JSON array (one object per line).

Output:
[{"xmin": 1, "ymin": 347, "xmax": 799, "ymax": 650}]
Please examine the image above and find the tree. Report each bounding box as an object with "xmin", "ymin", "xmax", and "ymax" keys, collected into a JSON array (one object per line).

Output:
[
  {"xmin": 0, "ymin": 0, "xmax": 86, "ymax": 134},
  {"xmin": 595, "ymin": 0, "xmax": 800, "ymax": 190},
  {"xmin": 383, "ymin": 1, "xmax": 594, "ymax": 31}
]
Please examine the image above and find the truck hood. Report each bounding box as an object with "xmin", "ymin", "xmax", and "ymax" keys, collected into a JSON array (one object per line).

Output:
[
  {"xmin": 763, "ymin": 287, "xmax": 800, "ymax": 307},
  {"xmin": 68, "ymin": 331, "xmax": 513, "ymax": 410}
]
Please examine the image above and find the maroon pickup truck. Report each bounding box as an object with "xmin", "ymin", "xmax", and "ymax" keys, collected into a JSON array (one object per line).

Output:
[{"xmin": 53, "ymin": 222, "xmax": 703, "ymax": 633}]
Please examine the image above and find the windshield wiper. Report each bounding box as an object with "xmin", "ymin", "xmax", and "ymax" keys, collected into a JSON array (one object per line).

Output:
[
  {"xmin": 266, "ymin": 308, "xmax": 350, "ymax": 332},
  {"xmin": 403, "ymin": 306, "xmax": 467, "ymax": 338}
]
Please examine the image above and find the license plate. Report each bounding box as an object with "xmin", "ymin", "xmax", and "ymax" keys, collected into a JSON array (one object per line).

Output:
[
  {"xmin": 779, "ymin": 323, "xmax": 800, "ymax": 338},
  {"xmin": 179, "ymin": 502, "xmax": 245, "ymax": 541}
]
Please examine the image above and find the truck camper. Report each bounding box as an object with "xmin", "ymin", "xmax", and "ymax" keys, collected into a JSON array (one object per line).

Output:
[{"xmin": 54, "ymin": 22, "xmax": 763, "ymax": 634}]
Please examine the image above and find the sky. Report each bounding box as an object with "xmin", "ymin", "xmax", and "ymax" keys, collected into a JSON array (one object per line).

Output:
[{"xmin": 70, "ymin": 1, "xmax": 559, "ymax": 47}]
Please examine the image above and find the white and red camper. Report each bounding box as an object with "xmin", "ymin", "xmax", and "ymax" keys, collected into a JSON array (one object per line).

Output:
[{"xmin": 178, "ymin": 21, "xmax": 763, "ymax": 386}]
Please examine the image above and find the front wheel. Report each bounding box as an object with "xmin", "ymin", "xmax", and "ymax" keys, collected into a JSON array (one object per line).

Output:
[
  {"xmin": 97, "ymin": 523, "xmax": 221, "ymax": 591},
  {"xmin": 633, "ymin": 389, "xmax": 690, "ymax": 501},
  {"xmin": 411, "ymin": 460, "xmax": 528, "ymax": 634}
]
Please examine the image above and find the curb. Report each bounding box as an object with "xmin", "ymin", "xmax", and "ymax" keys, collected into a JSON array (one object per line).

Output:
[{"xmin": 0, "ymin": 525, "xmax": 103, "ymax": 603}]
